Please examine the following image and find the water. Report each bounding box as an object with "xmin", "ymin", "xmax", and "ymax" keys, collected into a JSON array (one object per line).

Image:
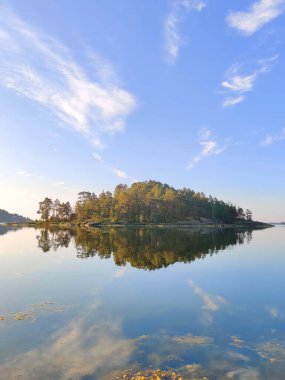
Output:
[{"xmin": 0, "ymin": 226, "xmax": 284, "ymax": 379}]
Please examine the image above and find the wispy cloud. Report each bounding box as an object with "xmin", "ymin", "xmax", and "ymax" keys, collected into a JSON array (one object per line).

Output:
[
  {"xmin": 223, "ymin": 96, "xmax": 245, "ymax": 107},
  {"xmin": 189, "ymin": 280, "xmax": 226, "ymax": 311},
  {"xmin": 222, "ymin": 55, "xmax": 278, "ymax": 106},
  {"xmin": 92, "ymin": 152, "xmax": 104, "ymax": 163},
  {"xmin": 262, "ymin": 127, "xmax": 285, "ymax": 145},
  {"xmin": 16, "ymin": 169, "xmax": 80, "ymax": 195},
  {"xmin": 227, "ymin": 0, "xmax": 285, "ymax": 36},
  {"xmin": 188, "ymin": 279, "xmax": 227, "ymax": 323},
  {"xmin": 0, "ymin": 8, "xmax": 136, "ymax": 145},
  {"xmin": 187, "ymin": 130, "xmax": 225, "ymax": 169},
  {"xmin": 112, "ymin": 168, "xmax": 127, "ymax": 179},
  {"xmin": 165, "ymin": 0, "xmax": 206, "ymax": 64},
  {"xmin": 17, "ymin": 170, "xmax": 32, "ymax": 177},
  {"xmin": 92, "ymin": 153, "xmax": 129, "ymax": 180},
  {"xmin": 17, "ymin": 169, "xmax": 45, "ymax": 180},
  {"xmin": 199, "ymin": 127, "xmax": 212, "ymax": 139},
  {"xmin": 222, "ymin": 71, "xmax": 256, "ymax": 93},
  {"xmin": 91, "ymin": 137, "xmax": 106, "ymax": 150}
]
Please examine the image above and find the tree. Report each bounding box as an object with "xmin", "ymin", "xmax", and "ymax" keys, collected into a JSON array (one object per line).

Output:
[
  {"xmin": 37, "ymin": 181, "xmax": 252, "ymax": 225},
  {"xmin": 98, "ymin": 191, "xmax": 113, "ymax": 220},
  {"xmin": 52, "ymin": 199, "xmax": 61, "ymax": 220},
  {"xmin": 75, "ymin": 192, "xmax": 95, "ymax": 222},
  {"xmin": 245, "ymin": 209, "xmax": 253, "ymax": 221},
  {"xmin": 236, "ymin": 207, "xmax": 245, "ymax": 220},
  {"xmin": 37, "ymin": 198, "xmax": 53, "ymax": 222},
  {"xmin": 62, "ymin": 202, "xmax": 72, "ymax": 221}
]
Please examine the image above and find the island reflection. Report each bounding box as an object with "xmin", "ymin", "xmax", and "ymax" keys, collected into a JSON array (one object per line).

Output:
[{"xmin": 36, "ymin": 227, "xmax": 252, "ymax": 270}]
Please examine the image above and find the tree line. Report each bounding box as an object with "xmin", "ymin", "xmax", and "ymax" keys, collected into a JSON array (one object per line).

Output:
[
  {"xmin": 37, "ymin": 198, "xmax": 73, "ymax": 222},
  {"xmin": 37, "ymin": 180, "xmax": 253, "ymax": 224}
]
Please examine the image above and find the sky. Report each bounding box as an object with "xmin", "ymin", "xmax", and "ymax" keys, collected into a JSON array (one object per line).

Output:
[{"xmin": 0, "ymin": 0, "xmax": 284, "ymax": 222}]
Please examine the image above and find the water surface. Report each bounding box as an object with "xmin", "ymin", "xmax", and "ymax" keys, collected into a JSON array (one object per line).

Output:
[{"xmin": 0, "ymin": 226, "xmax": 284, "ymax": 379}]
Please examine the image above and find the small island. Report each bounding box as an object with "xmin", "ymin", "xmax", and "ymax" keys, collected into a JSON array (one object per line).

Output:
[{"xmin": 32, "ymin": 180, "xmax": 272, "ymax": 229}]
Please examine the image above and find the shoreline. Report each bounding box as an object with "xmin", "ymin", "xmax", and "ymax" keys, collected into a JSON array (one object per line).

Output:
[{"xmin": 3, "ymin": 220, "xmax": 274, "ymax": 230}]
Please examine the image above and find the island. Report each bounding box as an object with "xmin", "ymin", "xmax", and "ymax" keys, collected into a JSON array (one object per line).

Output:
[{"xmin": 32, "ymin": 180, "xmax": 272, "ymax": 229}]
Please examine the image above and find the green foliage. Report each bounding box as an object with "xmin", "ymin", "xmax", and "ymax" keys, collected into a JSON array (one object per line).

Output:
[
  {"xmin": 38, "ymin": 180, "xmax": 252, "ymax": 224},
  {"xmin": 74, "ymin": 180, "xmax": 250, "ymax": 224},
  {"xmin": 37, "ymin": 197, "xmax": 53, "ymax": 222},
  {"xmin": 37, "ymin": 198, "xmax": 73, "ymax": 222}
]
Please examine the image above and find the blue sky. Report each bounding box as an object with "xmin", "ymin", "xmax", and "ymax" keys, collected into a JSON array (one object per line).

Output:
[{"xmin": 0, "ymin": 0, "xmax": 284, "ymax": 221}]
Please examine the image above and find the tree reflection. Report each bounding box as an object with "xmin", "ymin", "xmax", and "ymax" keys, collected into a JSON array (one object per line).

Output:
[
  {"xmin": 36, "ymin": 227, "xmax": 253, "ymax": 270},
  {"xmin": 36, "ymin": 228, "xmax": 73, "ymax": 252}
]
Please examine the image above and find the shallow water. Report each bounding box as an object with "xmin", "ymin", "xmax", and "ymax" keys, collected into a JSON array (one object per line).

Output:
[{"xmin": 0, "ymin": 226, "xmax": 284, "ymax": 379}]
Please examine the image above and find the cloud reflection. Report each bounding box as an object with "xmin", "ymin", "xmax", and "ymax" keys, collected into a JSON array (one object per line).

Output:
[
  {"xmin": 0, "ymin": 318, "xmax": 135, "ymax": 380},
  {"xmin": 187, "ymin": 279, "xmax": 227, "ymax": 323}
]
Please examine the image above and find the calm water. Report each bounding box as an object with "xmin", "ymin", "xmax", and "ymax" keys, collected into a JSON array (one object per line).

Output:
[{"xmin": 0, "ymin": 226, "xmax": 284, "ymax": 379}]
